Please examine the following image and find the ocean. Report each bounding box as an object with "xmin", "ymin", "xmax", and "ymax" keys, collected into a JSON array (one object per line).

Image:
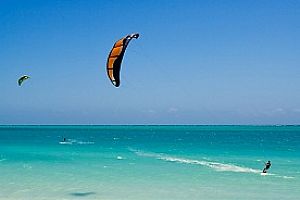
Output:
[{"xmin": 0, "ymin": 125, "xmax": 299, "ymax": 200}]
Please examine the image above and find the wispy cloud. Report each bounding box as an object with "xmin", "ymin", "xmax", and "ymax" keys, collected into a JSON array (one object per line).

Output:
[
  {"xmin": 273, "ymin": 108, "xmax": 285, "ymax": 113},
  {"xmin": 292, "ymin": 108, "xmax": 300, "ymax": 113},
  {"xmin": 168, "ymin": 107, "xmax": 179, "ymax": 113},
  {"xmin": 146, "ymin": 109, "xmax": 156, "ymax": 114}
]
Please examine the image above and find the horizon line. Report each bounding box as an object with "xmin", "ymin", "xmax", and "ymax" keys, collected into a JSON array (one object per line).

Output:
[{"xmin": 1, "ymin": 124, "xmax": 300, "ymax": 126}]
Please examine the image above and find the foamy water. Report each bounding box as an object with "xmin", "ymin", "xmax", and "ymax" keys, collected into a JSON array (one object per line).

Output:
[
  {"xmin": 59, "ymin": 139, "xmax": 95, "ymax": 145},
  {"xmin": 132, "ymin": 149, "xmax": 261, "ymax": 173},
  {"xmin": 132, "ymin": 149, "xmax": 295, "ymax": 179}
]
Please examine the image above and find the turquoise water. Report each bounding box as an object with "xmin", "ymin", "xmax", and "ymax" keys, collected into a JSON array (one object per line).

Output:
[{"xmin": 0, "ymin": 125, "xmax": 299, "ymax": 200}]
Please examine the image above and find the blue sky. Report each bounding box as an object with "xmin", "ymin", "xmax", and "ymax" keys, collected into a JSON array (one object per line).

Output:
[{"xmin": 0, "ymin": 0, "xmax": 299, "ymax": 124}]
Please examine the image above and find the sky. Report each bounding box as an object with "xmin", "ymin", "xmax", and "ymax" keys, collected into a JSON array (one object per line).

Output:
[{"xmin": 0, "ymin": 0, "xmax": 299, "ymax": 125}]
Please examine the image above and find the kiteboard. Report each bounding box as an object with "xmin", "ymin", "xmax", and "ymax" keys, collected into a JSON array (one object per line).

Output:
[{"xmin": 260, "ymin": 172, "xmax": 271, "ymax": 176}]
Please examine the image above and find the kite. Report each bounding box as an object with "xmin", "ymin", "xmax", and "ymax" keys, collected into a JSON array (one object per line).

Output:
[
  {"xmin": 18, "ymin": 75, "xmax": 30, "ymax": 86},
  {"xmin": 106, "ymin": 33, "xmax": 139, "ymax": 87}
]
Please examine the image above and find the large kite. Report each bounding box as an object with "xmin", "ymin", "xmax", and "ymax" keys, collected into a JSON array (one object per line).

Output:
[{"xmin": 106, "ymin": 33, "xmax": 139, "ymax": 87}]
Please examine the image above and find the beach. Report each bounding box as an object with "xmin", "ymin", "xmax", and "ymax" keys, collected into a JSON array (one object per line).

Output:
[{"xmin": 0, "ymin": 125, "xmax": 299, "ymax": 200}]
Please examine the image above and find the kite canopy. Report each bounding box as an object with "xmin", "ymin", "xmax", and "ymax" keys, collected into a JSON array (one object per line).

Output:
[
  {"xmin": 106, "ymin": 33, "xmax": 139, "ymax": 87},
  {"xmin": 18, "ymin": 75, "xmax": 30, "ymax": 86}
]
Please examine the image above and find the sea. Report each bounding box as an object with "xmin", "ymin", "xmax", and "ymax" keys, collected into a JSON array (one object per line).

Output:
[{"xmin": 0, "ymin": 125, "xmax": 299, "ymax": 200}]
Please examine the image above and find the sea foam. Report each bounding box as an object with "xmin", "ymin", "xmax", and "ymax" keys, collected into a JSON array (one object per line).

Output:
[
  {"xmin": 133, "ymin": 150, "xmax": 260, "ymax": 173},
  {"xmin": 131, "ymin": 149, "xmax": 299, "ymax": 176},
  {"xmin": 131, "ymin": 149, "xmax": 296, "ymax": 179}
]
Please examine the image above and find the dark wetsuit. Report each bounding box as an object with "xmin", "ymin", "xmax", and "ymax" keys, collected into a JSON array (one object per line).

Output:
[{"xmin": 263, "ymin": 162, "xmax": 271, "ymax": 173}]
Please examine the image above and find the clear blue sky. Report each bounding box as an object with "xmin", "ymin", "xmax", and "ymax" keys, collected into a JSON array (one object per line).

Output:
[{"xmin": 0, "ymin": 0, "xmax": 299, "ymax": 124}]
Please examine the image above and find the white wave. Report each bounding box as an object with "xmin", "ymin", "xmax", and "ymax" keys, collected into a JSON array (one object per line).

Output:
[
  {"xmin": 130, "ymin": 149, "xmax": 296, "ymax": 179},
  {"xmin": 275, "ymin": 175, "xmax": 295, "ymax": 179},
  {"xmin": 260, "ymin": 172, "xmax": 295, "ymax": 179},
  {"xmin": 131, "ymin": 149, "xmax": 260, "ymax": 174},
  {"xmin": 59, "ymin": 139, "xmax": 75, "ymax": 145},
  {"xmin": 117, "ymin": 156, "xmax": 124, "ymax": 160},
  {"xmin": 59, "ymin": 141, "xmax": 73, "ymax": 145},
  {"xmin": 264, "ymin": 173, "xmax": 295, "ymax": 179},
  {"xmin": 59, "ymin": 139, "xmax": 94, "ymax": 145},
  {"xmin": 77, "ymin": 141, "xmax": 94, "ymax": 145},
  {"xmin": 0, "ymin": 158, "xmax": 6, "ymax": 162}
]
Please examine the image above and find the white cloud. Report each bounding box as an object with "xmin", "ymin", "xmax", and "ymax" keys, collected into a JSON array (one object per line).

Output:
[
  {"xmin": 168, "ymin": 107, "xmax": 178, "ymax": 113},
  {"xmin": 273, "ymin": 108, "xmax": 284, "ymax": 113},
  {"xmin": 147, "ymin": 109, "xmax": 156, "ymax": 114}
]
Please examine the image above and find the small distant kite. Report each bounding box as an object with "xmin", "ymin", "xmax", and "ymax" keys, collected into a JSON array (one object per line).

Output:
[
  {"xmin": 106, "ymin": 33, "xmax": 139, "ymax": 87},
  {"xmin": 18, "ymin": 75, "xmax": 30, "ymax": 86}
]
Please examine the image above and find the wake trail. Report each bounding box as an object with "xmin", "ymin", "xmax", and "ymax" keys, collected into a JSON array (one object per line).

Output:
[{"xmin": 129, "ymin": 148, "xmax": 295, "ymax": 179}]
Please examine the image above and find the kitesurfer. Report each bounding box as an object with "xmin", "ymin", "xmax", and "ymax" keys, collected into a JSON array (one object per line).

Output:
[{"xmin": 262, "ymin": 161, "xmax": 271, "ymax": 173}]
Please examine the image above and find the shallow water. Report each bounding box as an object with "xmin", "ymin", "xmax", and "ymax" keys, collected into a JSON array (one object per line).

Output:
[{"xmin": 0, "ymin": 125, "xmax": 299, "ymax": 200}]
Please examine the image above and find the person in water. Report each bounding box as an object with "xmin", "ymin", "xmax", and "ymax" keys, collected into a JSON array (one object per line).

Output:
[{"xmin": 262, "ymin": 161, "xmax": 271, "ymax": 173}]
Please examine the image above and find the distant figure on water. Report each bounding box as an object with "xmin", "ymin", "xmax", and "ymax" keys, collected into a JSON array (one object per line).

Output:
[
  {"xmin": 262, "ymin": 161, "xmax": 271, "ymax": 173},
  {"xmin": 59, "ymin": 137, "xmax": 72, "ymax": 145}
]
